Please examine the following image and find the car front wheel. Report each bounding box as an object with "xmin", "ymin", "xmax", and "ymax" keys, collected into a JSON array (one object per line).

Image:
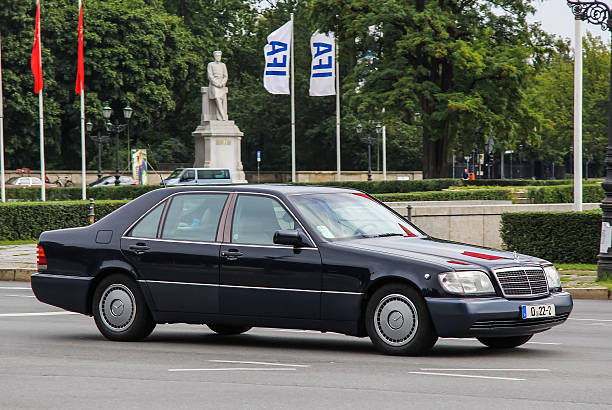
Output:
[
  {"xmin": 92, "ymin": 274, "xmax": 156, "ymax": 341},
  {"xmin": 365, "ymin": 284, "xmax": 438, "ymax": 355},
  {"xmin": 477, "ymin": 335, "xmax": 533, "ymax": 349}
]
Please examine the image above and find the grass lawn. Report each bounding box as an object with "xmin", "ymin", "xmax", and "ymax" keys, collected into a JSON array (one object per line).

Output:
[
  {"xmin": 0, "ymin": 240, "xmax": 37, "ymax": 246},
  {"xmin": 555, "ymin": 263, "xmax": 597, "ymax": 271}
]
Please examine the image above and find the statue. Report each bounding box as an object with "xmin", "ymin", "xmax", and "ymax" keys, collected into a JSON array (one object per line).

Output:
[{"xmin": 207, "ymin": 50, "xmax": 228, "ymax": 121}]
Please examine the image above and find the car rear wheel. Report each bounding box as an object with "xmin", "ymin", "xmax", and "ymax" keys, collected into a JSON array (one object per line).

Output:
[
  {"xmin": 207, "ymin": 324, "xmax": 252, "ymax": 335},
  {"xmin": 92, "ymin": 274, "xmax": 156, "ymax": 341},
  {"xmin": 365, "ymin": 284, "xmax": 437, "ymax": 355},
  {"xmin": 477, "ymin": 335, "xmax": 533, "ymax": 349}
]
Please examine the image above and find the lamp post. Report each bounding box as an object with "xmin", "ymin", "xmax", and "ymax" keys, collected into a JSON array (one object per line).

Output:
[
  {"xmin": 375, "ymin": 122, "xmax": 382, "ymax": 172},
  {"xmin": 123, "ymin": 103, "xmax": 133, "ymax": 172},
  {"xmin": 356, "ymin": 123, "xmax": 375, "ymax": 181},
  {"xmin": 566, "ymin": 0, "xmax": 612, "ymax": 279},
  {"xmin": 102, "ymin": 104, "xmax": 129, "ymax": 186},
  {"xmin": 86, "ymin": 121, "xmax": 109, "ymax": 180}
]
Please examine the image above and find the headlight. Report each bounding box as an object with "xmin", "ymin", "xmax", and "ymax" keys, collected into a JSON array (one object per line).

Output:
[
  {"xmin": 438, "ymin": 271, "xmax": 495, "ymax": 295},
  {"xmin": 543, "ymin": 265, "xmax": 561, "ymax": 290}
]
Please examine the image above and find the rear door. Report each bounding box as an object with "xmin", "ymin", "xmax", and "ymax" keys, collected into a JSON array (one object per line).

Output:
[
  {"xmin": 219, "ymin": 193, "xmax": 322, "ymax": 319},
  {"xmin": 121, "ymin": 192, "xmax": 229, "ymax": 313}
]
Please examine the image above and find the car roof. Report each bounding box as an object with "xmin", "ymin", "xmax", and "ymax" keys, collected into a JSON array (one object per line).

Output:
[{"xmin": 158, "ymin": 184, "xmax": 359, "ymax": 196}]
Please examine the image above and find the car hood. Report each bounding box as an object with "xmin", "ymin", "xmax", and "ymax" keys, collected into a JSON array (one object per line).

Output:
[{"xmin": 332, "ymin": 236, "xmax": 546, "ymax": 271}]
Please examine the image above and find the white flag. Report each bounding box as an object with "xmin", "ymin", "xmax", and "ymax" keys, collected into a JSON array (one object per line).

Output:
[
  {"xmin": 263, "ymin": 20, "xmax": 292, "ymax": 95},
  {"xmin": 310, "ymin": 31, "xmax": 335, "ymax": 96}
]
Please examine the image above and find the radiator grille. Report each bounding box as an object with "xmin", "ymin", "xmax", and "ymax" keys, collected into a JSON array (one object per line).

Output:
[{"xmin": 494, "ymin": 267, "xmax": 549, "ymax": 298}]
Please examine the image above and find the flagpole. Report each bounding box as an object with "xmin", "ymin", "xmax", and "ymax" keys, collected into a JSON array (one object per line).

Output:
[
  {"xmin": 0, "ymin": 23, "xmax": 5, "ymax": 203},
  {"xmin": 335, "ymin": 32, "xmax": 341, "ymax": 182},
  {"xmin": 78, "ymin": 0, "xmax": 86, "ymax": 200},
  {"xmin": 38, "ymin": 1, "xmax": 45, "ymax": 202},
  {"xmin": 290, "ymin": 12, "xmax": 296, "ymax": 183},
  {"xmin": 382, "ymin": 107, "xmax": 387, "ymax": 180}
]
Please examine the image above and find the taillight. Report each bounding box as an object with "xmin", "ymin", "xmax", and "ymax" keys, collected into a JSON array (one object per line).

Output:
[{"xmin": 37, "ymin": 245, "xmax": 47, "ymax": 270}]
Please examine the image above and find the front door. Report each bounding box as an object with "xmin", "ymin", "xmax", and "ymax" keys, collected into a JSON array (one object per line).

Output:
[
  {"xmin": 121, "ymin": 192, "xmax": 228, "ymax": 313},
  {"xmin": 219, "ymin": 194, "xmax": 322, "ymax": 319}
]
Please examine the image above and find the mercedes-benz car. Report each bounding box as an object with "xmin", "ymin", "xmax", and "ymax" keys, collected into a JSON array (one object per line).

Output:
[{"xmin": 31, "ymin": 185, "xmax": 572, "ymax": 355}]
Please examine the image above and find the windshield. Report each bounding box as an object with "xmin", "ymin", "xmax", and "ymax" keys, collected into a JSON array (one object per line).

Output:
[
  {"xmin": 6, "ymin": 177, "xmax": 19, "ymax": 184},
  {"xmin": 168, "ymin": 169, "xmax": 183, "ymax": 179},
  {"xmin": 290, "ymin": 193, "xmax": 423, "ymax": 241}
]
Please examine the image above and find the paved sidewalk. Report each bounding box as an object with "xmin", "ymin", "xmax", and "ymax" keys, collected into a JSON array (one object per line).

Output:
[
  {"xmin": 0, "ymin": 244, "xmax": 37, "ymax": 281},
  {"xmin": 0, "ymin": 244, "xmax": 609, "ymax": 300}
]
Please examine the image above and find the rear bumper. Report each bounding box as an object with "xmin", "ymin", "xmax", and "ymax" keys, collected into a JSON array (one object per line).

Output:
[
  {"xmin": 31, "ymin": 273, "xmax": 93, "ymax": 315},
  {"xmin": 425, "ymin": 292, "xmax": 573, "ymax": 338}
]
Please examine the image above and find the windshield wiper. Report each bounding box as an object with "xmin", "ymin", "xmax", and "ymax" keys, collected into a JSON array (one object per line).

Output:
[{"xmin": 372, "ymin": 233, "xmax": 404, "ymax": 238}]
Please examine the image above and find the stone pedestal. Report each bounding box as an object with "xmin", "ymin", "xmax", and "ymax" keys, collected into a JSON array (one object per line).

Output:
[{"xmin": 193, "ymin": 87, "xmax": 247, "ymax": 183}]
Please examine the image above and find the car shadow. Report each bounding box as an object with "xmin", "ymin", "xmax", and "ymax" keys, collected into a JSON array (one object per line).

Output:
[{"xmin": 47, "ymin": 328, "xmax": 563, "ymax": 359}]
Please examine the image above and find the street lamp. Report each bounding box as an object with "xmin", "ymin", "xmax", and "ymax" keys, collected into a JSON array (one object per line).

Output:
[
  {"xmin": 86, "ymin": 121, "xmax": 109, "ymax": 180},
  {"xmin": 123, "ymin": 103, "xmax": 133, "ymax": 171},
  {"xmin": 566, "ymin": 0, "xmax": 612, "ymax": 279},
  {"xmin": 375, "ymin": 122, "xmax": 382, "ymax": 172},
  {"xmin": 102, "ymin": 103, "xmax": 130, "ymax": 186},
  {"xmin": 356, "ymin": 123, "xmax": 375, "ymax": 181}
]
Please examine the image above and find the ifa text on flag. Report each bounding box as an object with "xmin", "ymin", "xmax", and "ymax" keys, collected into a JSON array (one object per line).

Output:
[
  {"xmin": 309, "ymin": 31, "xmax": 335, "ymax": 96},
  {"xmin": 263, "ymin": 20, "xmax": 292, "ymax": 95}
]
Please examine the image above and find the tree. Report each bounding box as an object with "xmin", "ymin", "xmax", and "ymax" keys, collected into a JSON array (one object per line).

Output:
[{"xmin": 311, "ymin": 0, "xmax": 554, "ymax": 177}]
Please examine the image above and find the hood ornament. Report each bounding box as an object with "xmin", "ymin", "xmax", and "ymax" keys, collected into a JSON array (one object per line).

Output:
[{"xmin": 512, "ymin": 251, "xmax": 519, "ymax": 261}]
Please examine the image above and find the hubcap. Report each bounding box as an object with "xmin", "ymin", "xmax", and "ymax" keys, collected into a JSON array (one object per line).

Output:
[
  {"xmin": 374, "ymin": 294, "xmax": 418, "ymax": 346},
  {"xmin": 99, "ymin": 284, "xmax": 135, "ymax": 331}
]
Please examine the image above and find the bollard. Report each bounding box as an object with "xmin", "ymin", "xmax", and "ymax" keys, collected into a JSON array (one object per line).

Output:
[
  {"xmin": 406, "ymin": 204, "xmax": 412, "ymax": 221},
  {"xmin": 89, "ymin": 198, "xmax": 95, "ymax": 224}
]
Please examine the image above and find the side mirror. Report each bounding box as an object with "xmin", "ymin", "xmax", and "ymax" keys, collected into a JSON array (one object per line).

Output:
[{"xmin": 273, "ymin": 230, "xmax": 306, "ymax": 247}]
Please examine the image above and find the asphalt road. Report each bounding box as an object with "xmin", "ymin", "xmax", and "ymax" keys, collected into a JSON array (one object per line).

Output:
[{"xmin": 1, "ymin": 281, "xmax": 611, "ymax": 410}]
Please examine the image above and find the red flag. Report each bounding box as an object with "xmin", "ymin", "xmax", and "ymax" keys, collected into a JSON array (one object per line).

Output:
[
  {"xmin": 30, "ymin": 0, "xmax": 43, "ymax": 94},
  {"xmin": 75, "ymin": 1, "xmax": 84, "ymax": 94}
]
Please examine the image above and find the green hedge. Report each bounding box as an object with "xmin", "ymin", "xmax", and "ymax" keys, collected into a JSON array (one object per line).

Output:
[
  {"xmin": 462, "ymin": 179, "xmax": 572, "ymax": 187},
  {"xmin": 500, "ymin": 210, "xmax": 601, "ymax": 263},
  {"xmin": 5, "ymin": 185, "xmax": 162, "ymax": 201},
  {"xmin": 527, "ymin": 184, "xmax": 604, "ymax": 204},
  {"xmin": 373, "ymin": 189, "xmax": 512, "ymax": 202},
  {"xmin": 295, "ymin": 179, "xmax": 461, "ymax": 193},
  {"xmin": 0, "ymin": 200, "xmax": 129, "ymax": 241}
]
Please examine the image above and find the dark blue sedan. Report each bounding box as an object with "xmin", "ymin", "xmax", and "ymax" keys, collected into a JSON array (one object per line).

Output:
[{"xmin": 31, "ymin": 185, "xmax": 572, "ymax": 355}]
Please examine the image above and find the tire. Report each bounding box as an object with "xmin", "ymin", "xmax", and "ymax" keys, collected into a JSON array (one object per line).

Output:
[
  {"xmin": 365, "ymin": 283, "xmax": 438, "ymax": 355},
  {"xmin": 207, "ymin": 324, "xmax": 252, "ymax": 335},
  {"xmin": 477, "ymin": 335, "xmax": 533, "ymax": 349},
  {"xmin": 92, "ymin": 274, "xmax": 156, "ymax": 341}
]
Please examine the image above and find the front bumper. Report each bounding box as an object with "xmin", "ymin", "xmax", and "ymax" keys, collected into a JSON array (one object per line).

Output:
[{"xmin": 425, "ymin": 291, "xmax": 573, "ymax": 338}]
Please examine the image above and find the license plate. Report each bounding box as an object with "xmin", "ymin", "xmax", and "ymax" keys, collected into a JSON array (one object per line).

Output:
[{"xmin": 522, "ymin": 304, "xmax": 555, "ymax": 319}]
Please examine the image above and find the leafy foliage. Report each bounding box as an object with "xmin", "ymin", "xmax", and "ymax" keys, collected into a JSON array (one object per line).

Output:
[
  {"xmin": 0, "ymin": 200, "xmax": 128, "ymax": 240},
  {"xmin": 373, "ymin": 189, "xmax": 511, "ymax": 202},
  {"xmin": 527, "ymin": 183, "xmax": 605, "ymax": 204},
  {"xmin": 501, "ymin": 210, "xmax": 602, "ymax": 263}
]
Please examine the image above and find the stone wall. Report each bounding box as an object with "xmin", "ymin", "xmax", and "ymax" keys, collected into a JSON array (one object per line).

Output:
[{"xmin": 386, "ymin": 201, "xmax": 601, "ymax": 250}]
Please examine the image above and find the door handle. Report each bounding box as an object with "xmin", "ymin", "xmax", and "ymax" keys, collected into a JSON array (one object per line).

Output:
[
  {"xmin": 221, "ymin": 250, "xmax": 243, "ymax": 261},
  {"xmin": 129, "ymin": 243, "xmax": 150, "ymax": 255}
]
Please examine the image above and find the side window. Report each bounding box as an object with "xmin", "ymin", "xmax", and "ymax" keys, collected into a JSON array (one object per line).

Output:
[
  {"xmin": 129, "ymin": 203, "xmax": 165, "ymax": 238},
  {"xmin": 181, "ymin": 170, "xmax": 195, "ymax": 181},
  {"xmin": 232, "ymin": 195, "xmax": 296, "ymax": 245},
  {"xmin": 161, "ymin": 194, "xmax": 228, "ymax": 242}
]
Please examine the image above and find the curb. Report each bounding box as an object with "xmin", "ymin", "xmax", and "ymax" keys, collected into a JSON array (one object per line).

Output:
[
  {"xmin": 564, "ymin": 287, "xmax": 611, "ymax": 300},
  {"xmin": 0, "ymin": 269, "xmax": 35, "ymax": 282},
  {"xmin": 1, "ymin": 269, "xmax": 611, "ymax": 300}
]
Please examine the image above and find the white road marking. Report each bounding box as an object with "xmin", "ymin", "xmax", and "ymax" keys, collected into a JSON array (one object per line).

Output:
[
  {"xmin": 168, "ymin": 367, "xmax": 296, "ymax": 372},
  {"xmin": 409, "ymin": 371, "xmax": 524, "ymax": 381},
  {"xmin": 569, "ymin": 318, "xmax": 612, "ymax": 322},
  {"xmin": 0, "ymin": 312, "xmax": 78, "ymax": 317},
  {"xmin": 0, "ymin": 287, "xmax": 31, "ymax": 290},
  {"xmin": 420, "ymin": 368, "xmax": 549, "ymax": 372},
  {"xmin": 3, "ymin": 295, "xmax": 35, "ymax": 298},
  {"xmin": 209, "ymin": 360, "xmax": 310, "ymax": 368}
]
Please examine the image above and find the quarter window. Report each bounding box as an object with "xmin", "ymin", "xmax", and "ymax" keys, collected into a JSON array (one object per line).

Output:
[
  {"xmin": 231, "ymin": 195, "xmax": 296, "ymax": 245},
  {"xmin": 161, "ymin": 194, "xmax": 228, "ymax": 241},
  {"xmin": 129, "ymin": 204, "xmax": 165, "ymax": 238}
]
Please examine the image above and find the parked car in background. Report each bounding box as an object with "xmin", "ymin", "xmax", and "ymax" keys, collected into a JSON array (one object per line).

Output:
[
  {"xmin": 88, "ymin": 175, "xmax": 137, "ymax": 187},
  {"xmin": 6, "ymin": 176, "xmax": 56, "ymax": 188},
  {"xmin": 31, "ymin": 185, "xmax": 572, "ymax": 356},
  {"xmin": 161, "ymin": 168, "xmax": 231, "ymax": 186}
]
